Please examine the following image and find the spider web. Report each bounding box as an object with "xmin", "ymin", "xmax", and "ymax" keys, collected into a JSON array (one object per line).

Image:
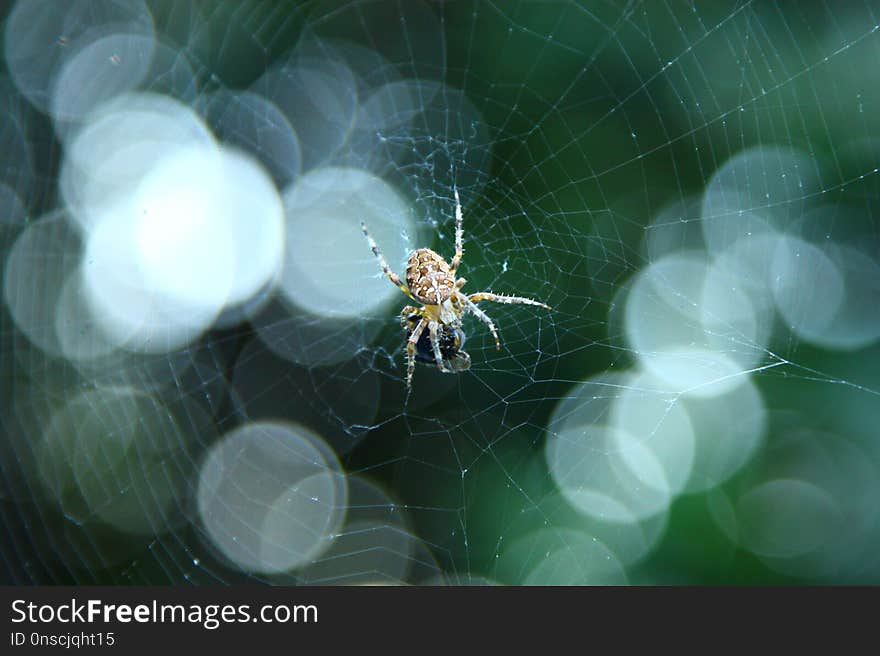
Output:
[{"xmin": 2, "ymin": 0, "xmax": 880, "ymax": 586}]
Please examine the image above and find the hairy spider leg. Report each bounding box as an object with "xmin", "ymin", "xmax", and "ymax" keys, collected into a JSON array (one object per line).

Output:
[
  {"xmin": 468, "ymin": 292, "xmax": 551, "ymax": 310},
  {"xmin": 450, "ymin": 186, "xmax": 464, "ymax": 273},
  {"xmin": 428, "ymin": 320, "xmax": 451, "ymax": 373},
  {"xmin": 399, "ymin": 305, "xmax": 420, "ymax": 328},
  {"xmin": 406, "ymin": 315, "xmax": 428, "ymax": 390},
  {"xmin": 456, "ymin": 292, "xmax": 501, "ymax": 350},
  {"xmin": 361, "ymin": 221, "xmax": 413, "ymax": 299}
]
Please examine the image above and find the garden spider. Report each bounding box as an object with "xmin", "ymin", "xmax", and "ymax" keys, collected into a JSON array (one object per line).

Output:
[{"xmin": 361, "ymin": 188, "xmax": 551, "ymax": 391}]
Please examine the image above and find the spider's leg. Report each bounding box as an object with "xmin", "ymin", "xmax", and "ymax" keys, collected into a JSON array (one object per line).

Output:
[
  {"xmin": 406, "ymin": 316, "xmax": 428, "ymax": 391},
  {"xmin": 456, "ymin": 292, "xmax": 501, "ymax": 351},
  {"xmin": 450, "ymin": 186, "xmax": 464, "ymax": 273},
  {"xmin": 428, "ymin": 320, "xmax": 451, "ymax": 372},
  {"xmin": 468, "ymin": 292, "xmax": 551, "ymax": 311},
  {"xmin": 361, "ymin": 221, "xmax": 413, "ymax": 299},
  {"xmin": 455, "ymin": 277, "xmax": 467, "ymax": 290},
  {"xmin": 399, "ymin": 305, "xmax": 421, "ymax": 329}
]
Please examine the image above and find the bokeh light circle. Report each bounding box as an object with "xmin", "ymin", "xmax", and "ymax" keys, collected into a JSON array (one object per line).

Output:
[{"xmin": 196, "ymin": 421, "xmax": 346, "ymax": 574}]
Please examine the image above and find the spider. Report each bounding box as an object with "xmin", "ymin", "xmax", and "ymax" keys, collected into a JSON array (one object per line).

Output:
[{"xmin": 361, "ymin": 187, "xmax": 551, "ymax": 391}]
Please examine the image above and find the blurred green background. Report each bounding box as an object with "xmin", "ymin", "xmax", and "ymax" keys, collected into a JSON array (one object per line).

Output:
[{"xmin": 1, "ymin": 0, "xmax": 879, "ymax": 585}]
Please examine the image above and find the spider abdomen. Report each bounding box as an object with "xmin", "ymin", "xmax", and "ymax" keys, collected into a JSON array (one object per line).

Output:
[{"xmin": 406, "ymin": 248, "xmax": 455, "ymax": 304}]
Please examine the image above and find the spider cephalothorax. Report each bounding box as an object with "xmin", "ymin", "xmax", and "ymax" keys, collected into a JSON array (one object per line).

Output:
[{"xmin": 362, "ymin": 187, "xmax": 551, "ymax": 391}]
